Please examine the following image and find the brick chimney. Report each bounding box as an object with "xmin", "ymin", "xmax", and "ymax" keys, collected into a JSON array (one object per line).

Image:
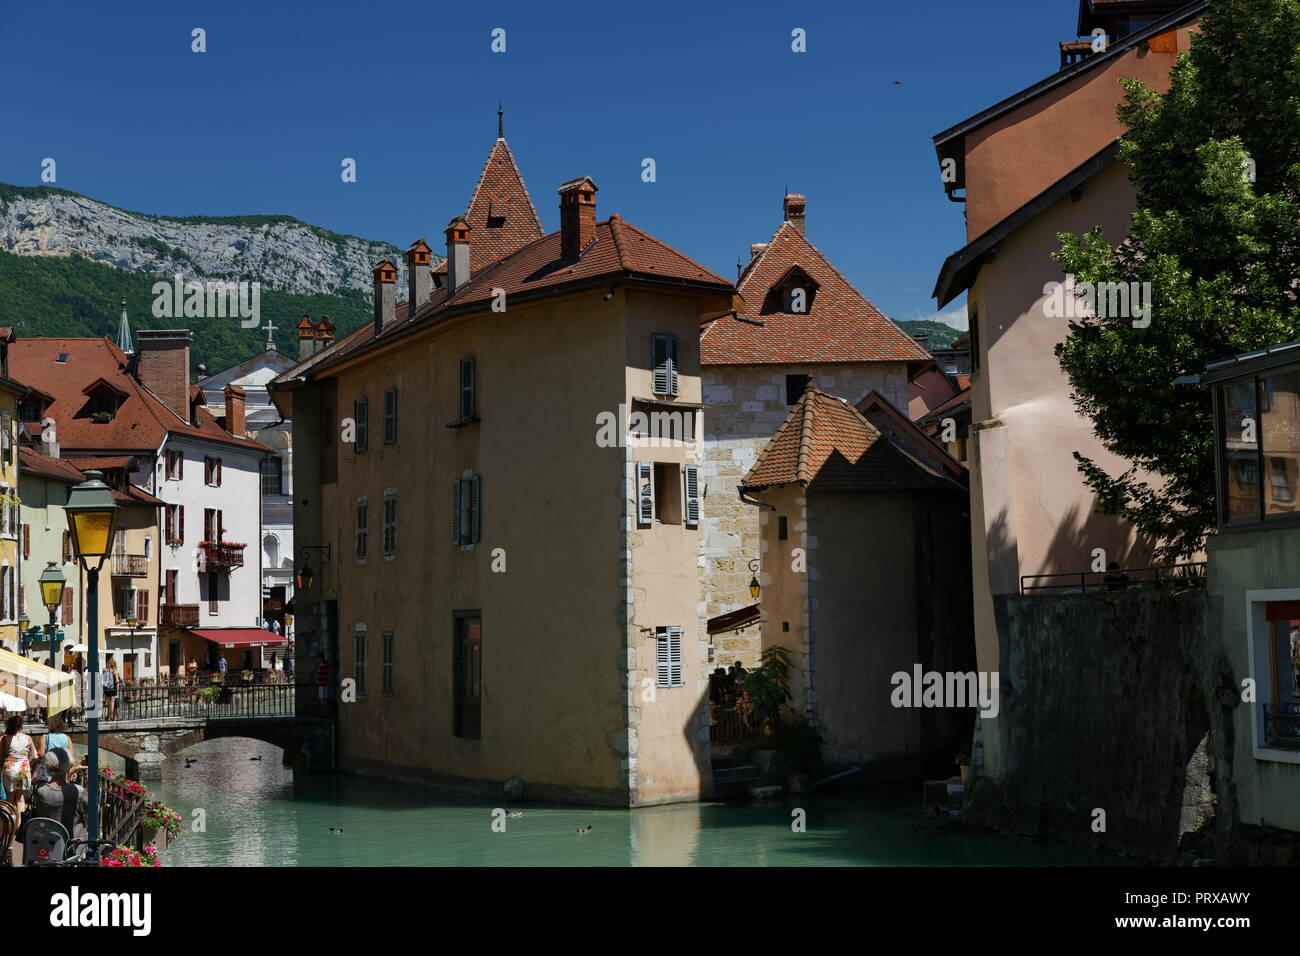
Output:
[
  {"xmin": 407, "ymin": 238, "xmax": 432, "ymax": 314},
  {"xmin": 315, "ymin": 317, "xmax": 335, "ymax": 353},
  {"xmin": 297, "ymin": 315, "xmax": 315, "ymax": 361},
  {"xmin": 135, "ymin": 330, "xmax": 192, "ymax": 420},
  {"xmin": 445, "ymin": 217, "xmax": 471, "ymax": 294},
  {"xmin": 783, "ymin": 193, "xmax": 807, "ymax": 233},
  {"xmin": 373, "ymin": 260, "xmax": 397, "ymax": 333},
  {"xmin": 558, "ymin": 177, "xmax": 598, "ymax": 259},
  {"xmin": 750, "ymin": 242, "xmax": 768, "ymax": 260},
  {"xmin": 223, "ymin": 384, "xmax": 246, "ymax": 437}
]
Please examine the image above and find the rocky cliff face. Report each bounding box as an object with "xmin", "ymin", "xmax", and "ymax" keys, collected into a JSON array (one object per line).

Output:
[{"xmin": 0, "ymin": 185, "xmax": 422, "ymax": 299}]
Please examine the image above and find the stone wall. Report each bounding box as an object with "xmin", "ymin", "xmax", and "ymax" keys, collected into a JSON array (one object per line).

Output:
[
  {"xmin": 966, "ymin": 588, "xmax": 1223, "ymax": 863},
  {"xmin": 699, "ymin": 362, "xmax": 908, "ymax": 666}
]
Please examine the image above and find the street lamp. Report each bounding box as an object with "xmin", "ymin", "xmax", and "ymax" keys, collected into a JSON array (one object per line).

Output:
[
  {"xmin": 294, "ymin": 563, "xmax": 314, "ymax": 592},
  {"xmin": 64, "ymin": 470, "xmax": 119, "ymax": 861},
  {"xmin": 748, "ymin": 559, "xmax": 761, "ymax": 601},
  {"xmin": 39, "ymin": 561, "xmax": 66, "ymax": 669}
]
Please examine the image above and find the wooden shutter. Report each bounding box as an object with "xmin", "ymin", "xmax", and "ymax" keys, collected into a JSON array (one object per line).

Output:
[
  {"xmin": 216, "ymin": 458, "xmax": 222, "ymax": 486},
  {"xmin": 166, "ymin": 570, "xmax": 177, "ymax": 605},
  {"xmin": 138, "ymin": 589, "xmax": 149, "ymax": 624},
  {"xmin": 217, "ymin": 509, "xmax": 223, "ymax": 542},
  {"xmin": 62, "ymin": 587, "xmax": 72, "ymax": 626},
  {"xmin": 470, "ymin": 475, "xmax": 481, "ymax": 544},
  {"xmin": 668, "ymin": 626, "xmax": 683, "ymax": 686},
  {"xmin": 637, "ymin": 462, "xmax": 654, "ymax": 525},
  {"xmin": 355, "ymin": 397, "xmax": 368, "ymax": 452},
  {"xmin": 62, "ymin": 531, "xmax": 70, "ymax": 563},
  {"xmin": 656, "ymin": 629, "xmax": 670, "ymax": 686},
  {"xmin": 384, "ymin": 388, "xmax": 398, "ymax": 443},
  {"xmin": 203, "ymin": 457, "xmax": 211, "ymax": 485},
  {"xmin": 460, "ymin": 356, "xmax": 475, "ymax": 421},
  {"xmin": 178, "ymin": 453, "xmax": 183, "ymax": 480},
  {"xmin": 18, "ymin": 585, "xmax": 24, "ymax": 615},
  {"xmin": 164, "ymin": 506, "xmax": 173, "ymax": 542},
  {"xmin": 652, "ymin": 334, "xmax": 678, "ymax": 395},
  {"xmin": 179, "ymin": 505, "xmax": 185, "ymax": 544},
  {"xmin": 684, "ymin": 465, "xmax": 700, "ymax": 527},
  {"xmin": 452, "ymin": 480, "xmax": 462, "ymax": 545},
  {"xmin": 22, "ymin": 523, "xmax": 29, "ymax": 558}
]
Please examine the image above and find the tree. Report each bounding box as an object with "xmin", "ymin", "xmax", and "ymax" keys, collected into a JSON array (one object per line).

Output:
[{"xmin": 1054, "ymin": 0, "xmax": 1300, "ymax": 560}]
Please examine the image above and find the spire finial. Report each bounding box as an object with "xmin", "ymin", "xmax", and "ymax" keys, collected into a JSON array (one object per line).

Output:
[
  {"xmin": 117, "ymin": 296, "xmax": 134, "ymax": 355},
  {"xmin": 498, "ymin": 102, "xmax": 504, "ymax": 140}
]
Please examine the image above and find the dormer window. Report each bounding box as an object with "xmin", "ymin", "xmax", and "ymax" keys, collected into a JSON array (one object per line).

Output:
[
  {"xmin": 55, "ymin": 354, "xmax": 68, "ymax": 364},
  {"xmin": 763, "ymin": 267, "xmax": 819, "ymax": 315},
  {"xmin": 82, "ymin": 378, "xmax": 127, "ymax": 422}
]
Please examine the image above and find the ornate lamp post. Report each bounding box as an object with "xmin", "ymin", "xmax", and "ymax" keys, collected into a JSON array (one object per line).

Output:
[
  {"xmin": 64, "ymin": 470, "xmax": 119, "ymax": 860},
  {"xmin": 748, "ymin": 559, "xmax": 761, "ymax": 601},
  {"xmin": 39, "ymin": 561, "xmax": 66, "ymax": 669}
]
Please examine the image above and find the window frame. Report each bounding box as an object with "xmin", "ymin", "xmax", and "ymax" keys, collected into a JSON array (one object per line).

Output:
[
  {"xmin": 383, "ymin": 387, "xmax": 398, "ymax": 444},
  {"xmin": 383, "ymin": 489, "xmax": 397, "ymax": 558},
  {"xmin": 354, "ymin": 625, "xmax": 367, "ymax": 700},
  {"xmin": 355, "ymin": 496, "xmax": 369, "ymax": 562}
]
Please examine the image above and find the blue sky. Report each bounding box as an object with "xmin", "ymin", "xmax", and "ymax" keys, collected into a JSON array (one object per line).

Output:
[{"xmin": 0, "ymin": 0, "xmax": 1090, "ymax": 329}]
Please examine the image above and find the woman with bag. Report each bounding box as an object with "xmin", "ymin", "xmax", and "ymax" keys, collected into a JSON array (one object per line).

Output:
[
  {"xmin": 102, "ymin": 660, "xmax": 120, "ymax": 720},
  {"xmin": 0, "ymin": 714, "xmax": 43, "ymax": 810}
]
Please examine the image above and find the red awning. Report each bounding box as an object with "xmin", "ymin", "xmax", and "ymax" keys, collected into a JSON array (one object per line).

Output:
[{"xmin": 188, "ymin": 628, "xmax": 280, "ymax": 649}]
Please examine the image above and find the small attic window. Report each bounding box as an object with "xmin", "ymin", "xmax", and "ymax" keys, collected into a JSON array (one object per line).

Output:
[
  {"xmin": 55, "ymin": 353, "xmax": 68, "ymax": 363},
  {"xmin": 763, "ymin": 267, "xmax": 819, "ymax": 316}
]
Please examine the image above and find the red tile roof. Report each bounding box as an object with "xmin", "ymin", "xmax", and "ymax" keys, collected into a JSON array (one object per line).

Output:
[
  {"xmin": 742, "ymin": 386, "xmax": 962, "ymax": 494},
  {"xmin": 10, "ymin": 338, "xmax": 272, "ymax": 455},
  {"xmin": 18, "ymin": 447, "xmax": 84, "ymax": 484},
  {"xmin": 288, "ymin": 216, "xmax": 734, "ymax": 380},
  {"xmin": 702, "ymin": 221, "xmax": 929, "ymax": 366},
  {"xmin": 463, "ymin": 138, "xmax": 546, "ymax": 273}
]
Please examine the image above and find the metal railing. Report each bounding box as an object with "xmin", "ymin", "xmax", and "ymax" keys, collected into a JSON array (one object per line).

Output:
[
  {"xmin": 160, "ymin": 604, "xmax": 199, "ymax": 627},
  {"xmin": 200, "ymin": 541, "xmax": 245, "ymax": 570},
  {"xmin": 93, "ymin": 682, "xmax": 303, "ymax": 722},
  {"xmin": 709, "ymin": 699, "xmax": 753, "ymax": 746},
  {"xmin": 110, "ymin": 553, "xmax": 148, "ymax": 577},
  {"xmin": 99, "ymin": 773, "xmax": 147, "ymax": 850},
  {"xmin": 1264, "ymin": 701, "xmax": 1300, "ymax": 748},
  {"xmin": 1020, "ymin": 561, "xmax": 1207, "ymax": 595}
]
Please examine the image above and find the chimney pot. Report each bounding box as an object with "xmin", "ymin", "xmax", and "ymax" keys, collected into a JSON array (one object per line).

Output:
[
  {"xmin": 408, "ymin": 238, "xmax": 433, "ymax": 314},
  {"xmin": 223, "ymin": 383, "xmax": 246, "ymax": 437},
  {"xmin": 297, "ymin": 315, "xmax": 316, "ymax": 361},
  {"xmin": 783, "ymin": 193, "xmax": 807, "ymax": 233},
  {"xmin": 558, "ymin": 177, "xmax": 599, "ymax": 259},
  {"xmin": 445, "ymin": 218, "xmax": 472, "ymax": 294},
  {"xmin": 373, "ymin": 260, "xmax": 397, "ymax": 333},
  {"xmin": 135, "ymin": 330, "xmax": 193, "ymax": 420}
]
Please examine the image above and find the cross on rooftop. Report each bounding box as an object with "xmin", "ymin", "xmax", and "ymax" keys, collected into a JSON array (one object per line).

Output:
[{"xmin": 262, "ymin": 319, "xmax": 278, "ymax": 349}]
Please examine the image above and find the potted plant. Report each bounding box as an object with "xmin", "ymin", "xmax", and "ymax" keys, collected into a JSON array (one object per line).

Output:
[
  {"xmin": 140, "ymin": 801, "xmax": 182, "ymax": 849},
  {"xmin": 100, "ymin": 844, "xmax": 161, "ymax": 867},
  {"xmin": 955, "ymin": 750, "xmax": 972, "ymax": 783},
  {"xmin": 740, "ymin": 645, "xmax": 793, "ymax": 736}
]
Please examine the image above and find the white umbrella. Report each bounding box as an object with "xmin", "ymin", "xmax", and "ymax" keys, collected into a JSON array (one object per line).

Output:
[{"xmin": 0, "ymin": 690, "xmax": 25, "ymax": 712}]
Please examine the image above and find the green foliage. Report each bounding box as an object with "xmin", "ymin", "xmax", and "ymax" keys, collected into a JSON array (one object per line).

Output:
[
  {"xmin": 1054, "ymin": 0, "xmax": 1300, "ymax": 560},
  {"xmin": 735, "ymin": 718, "xmax": 824, "ymax": 777},
  {"xmin": 0, "ymin": 249, "xmax": 372, "ymax": 374},
  {"xmin": 740, "ymin": 644, "xmax": 793, "ymax": 727},
  {"xmin": 896, "ymin": 320, "xmax": 963, "ymax": 351}
]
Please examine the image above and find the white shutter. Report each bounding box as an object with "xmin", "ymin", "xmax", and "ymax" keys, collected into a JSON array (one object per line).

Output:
[
  {"xmin": 637, "ymin": 462, "xmax": 654, "ymax": 525},
  {"xmin": 470, "ymin": 475, "xmax": 482, "ymax": 544},
  {"xmin": 656, "ymin": 628, "xmax": 670, "ymax": 686},
  {"xmin": 668, "ymin": 626, "xmax": 683, "ymax": 686},
  {"xmin": 683, "ymin": 465, "xmax": 700, "ymax": 526},
  {"xmin": 452, "ymin": 480, "xmax": 462, "ymax": 545},
  {"xmin": 652, "ymin": 334, "xmax": 678, "ymax": 396}
]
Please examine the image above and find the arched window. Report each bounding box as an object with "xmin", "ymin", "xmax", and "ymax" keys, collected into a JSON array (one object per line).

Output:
[{"xmin": 263, "ymin": 534, "xmax": 280, "ymax": 568}]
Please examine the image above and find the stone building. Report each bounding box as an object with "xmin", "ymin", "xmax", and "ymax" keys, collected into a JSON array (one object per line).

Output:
[
  {"xmin": 699, "ymin": 195, "xmax": 929, "ymax": 665},
  {"xmin": 273, "ymin": 128, "xmax": 737, "ymax": 806}
]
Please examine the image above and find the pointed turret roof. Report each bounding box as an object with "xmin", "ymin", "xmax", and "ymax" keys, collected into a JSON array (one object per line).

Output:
[
  {"xmin": 116, "ymin": 298, "xmax": 134, "ymax": 355},
  {"xmin": 461, "ymin": 137, "xmax": 545, "ymax": 272}
]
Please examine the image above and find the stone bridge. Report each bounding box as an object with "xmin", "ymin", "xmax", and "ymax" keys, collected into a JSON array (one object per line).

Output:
[{"xmin": 57, "ymin": 717, "xmax": 335, "ymax": 780}]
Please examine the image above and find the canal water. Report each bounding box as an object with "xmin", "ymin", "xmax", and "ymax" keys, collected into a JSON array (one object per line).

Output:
[{"xmin": 106, "ymin": 738, "xmax": 1116, "ymax": 867}]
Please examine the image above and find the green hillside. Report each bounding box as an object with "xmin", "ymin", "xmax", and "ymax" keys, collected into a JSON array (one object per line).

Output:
[
  {"xmin": 895, "ymin": 319, "xmax": 963, "ymax": 351},
  {"xmin": 0, "ymin": 249, "xmax": 371, "ymax": 374}
]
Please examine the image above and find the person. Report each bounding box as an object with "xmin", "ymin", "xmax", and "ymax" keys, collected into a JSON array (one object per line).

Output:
[
  {"xmin": 63, "ymin": 665, "xmax": 83, "ymax": 722},
  {"xmin": 709, "ymin": 667, "xmax": 726, "ymax": 706},
  {"xmin": 733, "ymin": 660, "xmax": 749, "ymax": 684},
  {"xmin": 101, "ymin": 659, "xmax": 120, "ymax": 721},
  {"xmin": 186, "ymin": 657, "xmax": 198, "ymax": 685},
  {"xmin": 31, "ymin": 748, "xmax": 89, "ymax": 841},
  {"xmin": 217, "ymin": 657, "xmax": 228, "ymax": 680},
  {"xmin": 1, "ymin": 714, "xmax": 43, "ymax": 810},
  {"xmin": 35, "ymin": 715, "xmax": 74, "ymax": 787},
  {"xmin": 314, "ymin": 652, "xmax": 331, "ymax": 716},
  {"xmin": 73, "ymin": 652, "xmax": 84, "ymax": 676},
  {"xmin": 284, "ymin": 654, "xmax": 294, "ymax": 680},
  {"xmin": 1103, "ymin": 561, "xmax": 1130, "ymax": 591}
]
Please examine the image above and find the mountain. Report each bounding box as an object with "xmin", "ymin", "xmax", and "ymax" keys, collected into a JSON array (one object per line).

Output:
[
  {"xmin": 0, "ymin": 183, "xmax": 428, "ymax": 373},
  {"xmin": 895, "ymin": 320, "xmax": 964, "ymax": 351}
]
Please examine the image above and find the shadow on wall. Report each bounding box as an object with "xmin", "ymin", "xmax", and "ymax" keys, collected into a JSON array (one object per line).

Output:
[{"xmin": 1041, "ymin": 497, "xmax": 1160, "ymax": 581}]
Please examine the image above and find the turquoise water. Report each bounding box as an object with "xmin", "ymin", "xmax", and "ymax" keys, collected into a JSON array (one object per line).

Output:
[{"xmin": 110, "ymin": 738, "xmax": 1115, "ymax": 867}]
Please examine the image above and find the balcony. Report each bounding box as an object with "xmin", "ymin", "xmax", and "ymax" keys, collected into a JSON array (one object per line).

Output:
[
  {"xmin": 160, "ymin": 604, "xmax": 199, "ymax": 628},
  {"xmin": 111, "ymin": 553, "xmax": 149, "ymax": 578},
  {"xmin": 200, "ymin": 540, "xmax": 246, "ymax": 571}
]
